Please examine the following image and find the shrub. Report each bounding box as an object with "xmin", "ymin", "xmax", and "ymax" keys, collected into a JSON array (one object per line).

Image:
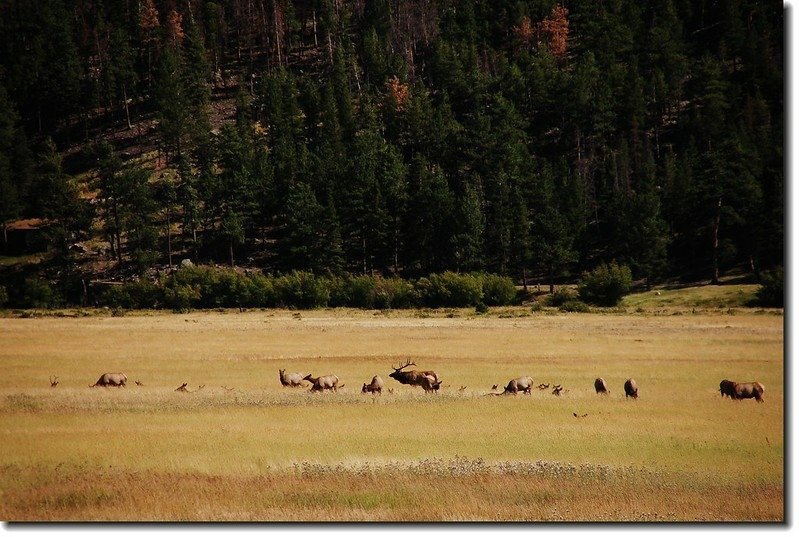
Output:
[
  {"xmin": 418, "ymin": 272, "xmax": 482, "ymax": 307},
  {"xmin": 475, "ymin": 301, "xmax": 489, "ymax": 314},
  {"xmin": 246, "ymin": 273, "xmax": 276, "ymax": 308},
  {"xmin": 756, "ymin": 267, "xmax": 784, "ymax": 307},
  {"xmin": 348, "ymin": 275, "xmax": 377, "ymax": 308},
  {"xmin": 478, "ymin": 273, "xmax": 517, "ymax": 306},
  {"xmin": 549, "ymin": 287, "xmax": 578, "ymax": 307},
  {"xmin": 375, "ymin": 277, "xmax": 418, "ymax": 309},
  {"xmin": 578, "ymin": 262, "xmax": 633, "ymax": 306},
  {"xmin": 558, "ymin": 300, "xmax": 590, "ymax": 313},
  {"xmin": 327, "ymin": 275, "xmax": 351, "ymax": 308},
  {"xmin": 0, "ymin": 285, "xmax": 9, "ymax": 307},
  {"xmin": 21, "ymin": 278, "xmax": 61, "ymax": 309},
  {"xmin": 273, "ymin": 271, "xmax": 330, "ymax": 309},
  {"xmin": 163, "ymin": 284, "xmax": 201, "ymax": 312},
  {"xmin": 97, "ymin": 285, "xmax": 133, "ymax": 309},
  {"xmin": 124, "ymin": 280, "xmax": 163, "ymax": 309}
]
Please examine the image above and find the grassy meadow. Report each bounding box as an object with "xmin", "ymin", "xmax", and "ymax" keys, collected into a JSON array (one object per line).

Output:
[{"xmin": 0, "ymin": 294, "xmax": 784, "ymax": 521}]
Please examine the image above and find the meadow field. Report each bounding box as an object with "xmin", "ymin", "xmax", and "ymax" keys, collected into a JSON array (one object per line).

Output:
[{"xmin": 0, "ymin": 299, "xmax": 784, "ymax": 521}]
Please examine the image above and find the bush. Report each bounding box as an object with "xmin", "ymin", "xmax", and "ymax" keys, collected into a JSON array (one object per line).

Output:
[
  {"xmin": 327, "ymin": 275, "xmax": 352, "ymax": 308},
  {"xmin": 756, "ymin": 267, "xmax": 784, "ymax": 307},
  {"xmin": 245, "ymin": 273, "xmax": 276, "ymax": 308},
  {"xmin": 97, "ymin": 285, "xmax": 133, "ymax": 309},
  {"xmin": 478, "ymin": 273, "xmax": 517, "ymax": 306},
  {"xmin": 549, "ymin": 287, "xmax": 578, "ymax": 307},
  {"xmin": 418, "ymin": 272, "xmax": 483, "ymax": 307},
  {"xmin": 558, "ymin": 300, "xmax": 590, "ymax": 313},
  {"xmin": 21, "ymin": 278, "xmax": 61, "ymax": 309},
  {"xmin": 0, "ymin": 285, "xmax": 9, "ymax": 307},
  {"xmin": 375, "ymin": 277, "xmax": 418, "ymax": 309},
  {"xmin": 348, "ymin": 275, "xmax": 377, "ymax": 308},
  {"xmin": 125, "ymin": 280, "xmax": 163, "ymax": 309},
  {"xmin": 578, "ymin": 262, "xmax": 633, "ymax": 306},
  {"xmin": 163, "ymin": 284, "xmax": 201, "ymax": 312},
  {"xmin": 273, "ymin": 271, "xmax": 330, "ymax": 309},
  {"xmin": 475, "ymin": 301, "xmax": 489, "ymax": 314}
]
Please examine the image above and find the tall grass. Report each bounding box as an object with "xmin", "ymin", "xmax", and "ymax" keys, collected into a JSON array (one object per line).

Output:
[{"xmin": 0, "ymin": 311, "xmax": 783, "ymax": 521}]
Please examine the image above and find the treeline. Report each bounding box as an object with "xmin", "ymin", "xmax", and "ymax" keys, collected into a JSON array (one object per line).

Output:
[
  {"xmin": 6, "ymin": 266, "xmax": 518, "ymax": 311},
  {"xmin": 0, "ymin": 1, "xmax": 784, "ymax": 289}
]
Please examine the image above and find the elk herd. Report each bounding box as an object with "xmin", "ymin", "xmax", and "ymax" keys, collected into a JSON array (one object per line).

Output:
[{"xmin": 68, "ymin": 366, "xmax": 765, "ymax": 404}]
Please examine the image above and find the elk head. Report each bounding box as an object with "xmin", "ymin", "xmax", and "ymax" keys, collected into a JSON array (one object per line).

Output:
[
  {"xmin": 389, "ymin": 359, "xmax": 416, "ymax": 381},
  {"xmin": 49, "ymin": 376, "xmax": 59, "ymax": 388}
]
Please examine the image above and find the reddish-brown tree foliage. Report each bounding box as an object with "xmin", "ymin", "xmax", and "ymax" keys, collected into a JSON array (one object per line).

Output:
[
  {"xmin": 139, "ymin": 0, "xmax": 160, "ymax": 37},
  {"xmin": 386, "ymin": 76, "xmax": 410, "ymax": 111},
  {"xmin": 538, "ymin": 5, "xmax": 569, "ymax": 58},
  {"xmin": 166, "ymin": 9, "xmax": 185, "ymax": 44},
  {"xmin": 512, "ymin": 16, "xmax": 535, "ymax": 50}
]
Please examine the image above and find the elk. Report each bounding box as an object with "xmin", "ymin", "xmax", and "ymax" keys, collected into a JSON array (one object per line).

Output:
[
  {"xmin": 624, "ymin": 378, "xmax": 639, "ymax": 399},
  {"xmin": 388, "ymin": 360, "xmax": 441, "ymax": 393},
  {"xmin": 304, "ymin": 374, "xmax": 341, "ymax": 392},
  {"xmin": 49, "ymin": 376, "xmax": 59, "ymax": 388},
  {"xmin": 362, "ymin": 375, "xmax": 385, "ymax": 394},
  {"xmin": 502, "ymin": 376, "xmax": 533, "ymax": 395},
  {"xmin": 594, "ymin": 378, "xmax": 609, "ymax": 394},
  {"xmin": 279, "ymin": 369, "xmax": 309, "ymax": 388},
  {"xmin": 90, "ymin": 372, "xmax": 127, "ymax": 387},
  {"xmin": 732, "ymin": 381, "xmax": 765, "ymax": 402}
]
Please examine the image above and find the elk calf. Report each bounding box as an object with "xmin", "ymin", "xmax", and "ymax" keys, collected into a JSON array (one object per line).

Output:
[
  {"xmin": 594, "ymin": 378, "xmax": 609, "ymax": 394},
  {"xmin": 502, "ymin": 376, "xmax": 533, "ymax": 395},
  {"xmin": 624, "ymin": 378, "xmax": 639, "ymax": 399},
  {"xmin": 279, "ymin": 369, "xmax": 308, "ymax": 387},
  {"xmin": 362, "ymin": 375, "xmax": 385, "ymax": 394},
  {"xmin": 90, "ymin": 372, "xmax": 127, "ymax": 387},
  {"xmin": 305, "ymin": 374, "xmax": 341, "ymax": 392}
]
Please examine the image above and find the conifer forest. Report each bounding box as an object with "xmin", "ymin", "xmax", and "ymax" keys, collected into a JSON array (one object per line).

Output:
[{"xmin": 0, "ymin": 0, "xmax": 784, "ymax": 306}]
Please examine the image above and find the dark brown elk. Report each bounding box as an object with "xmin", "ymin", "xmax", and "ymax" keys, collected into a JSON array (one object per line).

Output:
[
  {"xmin": 719, "ymin": 379, "xmax": 736, "ymax": 399},
  {"xmin": 90, "ymin": 372, "xmax": 127, "ymax": 387},
  {"xmin": 362, "ymin": 375, "xmax": 385, "ymax": 394},
  {"xmin": 305, "ymin": 374, "xmax": 341, "ymax": 392},
  {"xmin": 624, "ymin": 378, "xmax": 639, "ymax": 399},
  {"xmin": 279, "ymin": 369, "xmax": 308, "ymax": 387},
  {"xmin": 732, "ymin": 381, "xmax": 765, "ymax": 402},
  {"xmin": 502, "ymin": 376, "xmax": 533, "ymax": 395},
  {"xmin": 594, "ymin": 378, "xmax": 609, "ymax": 394},
  {"xmin": 389, "ymin": 360, "xmax": 441, "ymax": 392}
]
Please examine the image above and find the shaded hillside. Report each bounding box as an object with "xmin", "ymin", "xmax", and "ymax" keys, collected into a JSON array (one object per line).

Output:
[{"xmin": 0, "ymin": 1, "xmax": 784, "ymax": 294}]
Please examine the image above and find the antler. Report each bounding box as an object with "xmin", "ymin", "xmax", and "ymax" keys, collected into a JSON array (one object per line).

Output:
[{"xmin": 392, "ymin": 359, "xmax": 416, "ymax": 371}]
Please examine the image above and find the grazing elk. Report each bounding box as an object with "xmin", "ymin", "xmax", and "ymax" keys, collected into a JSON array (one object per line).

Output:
[
  {"xmin": 304, "ymin": 374, "xmax": 341, "ymax": 392},
  {"xmin": 279, "ymin": 369, "xmax": 309, "ymax": 388},
  {"xmin": 719, "ymin": 379, "xmax": 736, "ymax": 399},
  {"xmin": 389, "ymin": 360, "xmax": 442, "ymax": 393},
  {"xmin": 90, "ymin": 372, "xmax": 127, "ymax": 387},
  {"xmin": 594, "ymin": 378, "xmax": 609, "ymax": 394},
  {"xmin": 732, "ymin": 381, "xmax": 765, "ymax": 402},
  {"xmin": 502, "ymin": 376, "xmax": 533, "ymax": 395},
  {"xmin": 624, "ymin": 378, "xmax": 639, "ymax": 399},
  {"xmin": 362, "ymin": 375, "xmax": 385, "ymax": 394}
]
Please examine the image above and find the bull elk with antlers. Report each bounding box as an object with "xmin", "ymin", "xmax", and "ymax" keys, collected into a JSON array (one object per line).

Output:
[{"xmin": 389, "ymin": 360, "xmax": 442, "ymax": 393}]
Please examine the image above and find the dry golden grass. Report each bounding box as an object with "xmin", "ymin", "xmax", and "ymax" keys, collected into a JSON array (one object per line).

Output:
[{"xmin": 0, "ymin": 308, "xmax": 784, "ymax": 521}]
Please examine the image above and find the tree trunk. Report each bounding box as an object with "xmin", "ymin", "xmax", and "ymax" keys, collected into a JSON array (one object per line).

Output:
[
  {"xmin": 313, "ymin": 8, "xmax": 318, "ymax": 46},
  {"xmin": 522, "ymin": 268, "xmax": 528, "ymax": 293},
  {"xmin": 229, "ymin": 240, "xmax": 235, "ymax": 267},
  {"xmin": 711, "ymin": 196, "xmax": 722, "ymax": 285},
  {"xmin": 123, "ymin": 85, "xmax": 132, "ymax": 130},
  {"xmin": 167, "ymin": 209, "xmax": 173, "ymax": 269}
]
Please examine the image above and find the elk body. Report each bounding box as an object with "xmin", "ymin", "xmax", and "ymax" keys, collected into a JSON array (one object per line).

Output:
[
  {"xmin": 389, "ymin": 360, "xmax": 441, "ymax": 392},
  {"xmin": 279, "ymin": 369, "xmax": 308, "ymax": 387},
  {"xmin": 594, "ymin": 378, "xmax": 609, "ymax": 394},
  {"xmin": 502, "ymin": 376, "xmax": 533, "ymax": 395},
  {"xmin": 732, "ymin": 381, "xmax": 765, "ymax": 402},
  {"xmin": 90, "ymin": 372, "xmax": 127, "ymax": 387},
  {"xmin": 624, "ymin": 378, "xmax": 639, "ymax": 399},
  {"xmin": 305, "ymin": 374, "xmax": 341, "ymax": 392},
  {"xmin": 362, "ymin": 375, "xmax": 384, "ymax": 394}
]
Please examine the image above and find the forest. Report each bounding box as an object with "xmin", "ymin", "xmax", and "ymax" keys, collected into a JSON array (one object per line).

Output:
[{"xmin": 0, "ymin": 0, "xmax": 785, "ymax": 305}]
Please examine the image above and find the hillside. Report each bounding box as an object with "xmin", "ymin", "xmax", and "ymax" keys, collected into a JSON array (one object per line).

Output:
[{"xmin": 0, "ymin": 1, "xmax": 785, "ymax": 307}]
